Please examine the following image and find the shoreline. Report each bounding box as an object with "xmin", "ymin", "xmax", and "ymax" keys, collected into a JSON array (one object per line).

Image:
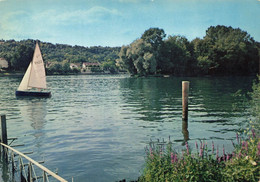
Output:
[{"xmin": 0, "ymin": 71, "xmax": 128, "ymax": 77}]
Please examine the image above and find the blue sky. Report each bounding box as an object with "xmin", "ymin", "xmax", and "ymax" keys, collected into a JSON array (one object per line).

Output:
[{"xmin": 0, "ymin": 0, "xmax": 259, "ymax": 47}]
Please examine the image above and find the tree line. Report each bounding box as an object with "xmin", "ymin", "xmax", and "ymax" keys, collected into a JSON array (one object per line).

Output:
[
  {"xmin": 0, "ymin": 39, "xmax": 120, "ymax": 73},
  {"xmin": 116, "ymin": 25, "xmax": 260, "ymax": 76},
  {"xmin": 0, "ymin": 25, "xmax": 259, "ymax": 76}
]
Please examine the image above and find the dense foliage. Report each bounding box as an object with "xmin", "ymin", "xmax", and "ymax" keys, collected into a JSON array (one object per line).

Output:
[
  {"xmin": 139, "ymin": 130, "xmax": 259, "ymax": 182},
  {"xmin": 0, "ymin": 39, "xmax": 120, "ymax": 72},
  {"xmin": 117, "ymin": 25, "xmax": 259, "ymax": 76}
]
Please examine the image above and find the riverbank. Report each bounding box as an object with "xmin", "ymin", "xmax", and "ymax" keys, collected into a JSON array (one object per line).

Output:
[{"xmin": 0, "ymin": 71, "xmax": 23, "ymax": 76}]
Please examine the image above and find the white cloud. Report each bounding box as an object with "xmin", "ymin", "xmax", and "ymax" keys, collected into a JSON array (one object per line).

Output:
[{"xmin": 33, "ymin": 6, "xmax": 121, "ymax": 26}]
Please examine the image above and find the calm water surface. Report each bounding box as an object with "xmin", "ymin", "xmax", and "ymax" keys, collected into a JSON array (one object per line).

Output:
[{"xmin": 0, "ymin": 75, "xmax": 255, "ymax": 181}]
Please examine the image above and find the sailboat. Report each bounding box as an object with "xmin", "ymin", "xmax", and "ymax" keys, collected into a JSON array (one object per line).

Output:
[{"xmin": 16, "ymin": 42, "xmax": 51, "ymax": 97}]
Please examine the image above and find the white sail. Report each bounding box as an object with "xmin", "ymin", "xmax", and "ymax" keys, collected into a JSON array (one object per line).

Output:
[
  {"xmin": 28, "ymin": 43, "xmax": 47, "ymax": 89},
  {"xmin": 17, "ymin": 42, "xmax": 47, "ymax": 91},
  {"xmin": 18, "ymin": 62, "xmax": 32, "ymax": 90}
]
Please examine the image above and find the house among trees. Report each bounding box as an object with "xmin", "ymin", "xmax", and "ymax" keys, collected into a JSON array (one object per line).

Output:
[
  {"xmin": 0, "ymin": 58, "xmax": 8, "ymax": 71},
  {"xmin": 82, "ymin": 62, "xmax": 100, "ymax": 69},
  {"xmin": 70, "ymin": 63, "xmax": 81, "ymax": 70},
  {"xmin": 81, "ymin": 62, "xmax": 101, "ymax": 74},
  {"xmin": 45, "ymin": 61, "xmax": 52, "ymax": 69}
]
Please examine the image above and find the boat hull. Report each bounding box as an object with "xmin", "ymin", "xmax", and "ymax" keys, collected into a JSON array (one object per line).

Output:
[{"xmin": 15, "ymin": 90, "xmax": 51, "ymax": 98}]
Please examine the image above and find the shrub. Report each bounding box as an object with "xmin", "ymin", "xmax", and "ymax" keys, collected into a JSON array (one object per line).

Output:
[{"xmin": 139, "ymin": 130, "xmax": 259, "ymax": 182}]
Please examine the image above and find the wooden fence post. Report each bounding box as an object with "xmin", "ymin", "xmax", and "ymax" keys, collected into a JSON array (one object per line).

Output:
[
  {"xmin": 0, "ymin": 114, "xmax": 8, "ymax": 160},
  {"xmin": 182, "ymin": 81, "xmax": 189, "ymax": 122},
  {"xmin": 0, "ymin": 114, "xmax": 8, "ymax": 145}
]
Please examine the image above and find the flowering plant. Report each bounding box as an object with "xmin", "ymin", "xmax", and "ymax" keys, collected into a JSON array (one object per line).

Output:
[{"xmin": 139, "ymin": 130, "xmax": 259, "ymax": 182}]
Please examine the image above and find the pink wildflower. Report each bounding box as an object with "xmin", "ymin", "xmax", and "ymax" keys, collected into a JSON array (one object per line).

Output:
[
  {"xmin": 242, "ymin": 141, "xmax": 246, "ymax": 150},
  {"xmin": 245, "ymin": 141, "xmax": 248, "ymax": 152},
  {"xmin": 218, "ymin": 156, "xmax": 221, "ymax": 163},
  {"xmin": 239, "ymin": 151, "xmax": 242, "ymax": 158},
  {"xmin": 171, "ymin": 152, "xmax": 174, "ymax": 164},
  {"xmin": 216, "ymin": 146, "xmax": 219, "ymax": 160},
  {"xmin": 199, "ymin": 147, "xmax": 203, "ymax": 158},
  {"xmin": 186, "ymin": 142, "xmax": 189, "ymax": 154},
  {"xmin": 149, "ymin": 147, "xmax": 153, "ymax": 155},
  {"xmin": 174, "ymin": 154, "xmax": 178, "ymax": 163},
  {"xmin": 223, "ymin": 145, "xmax": 225, "ymax": 156},
  {"xmin": 258, "ymin": 142, "xmax": 260, "ymax": 156}
]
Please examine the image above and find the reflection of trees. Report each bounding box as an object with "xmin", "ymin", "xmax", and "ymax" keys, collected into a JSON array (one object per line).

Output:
[
  {"xmin": 120, "ymin": 77, "xmax": 183, "ymax": 122},
  {"xmin": 119, "ymin": 76, "xmax": 254, "ymax": 124},
  {"xmin": 189, "ymin": 77, "xmax": 254, "ymax": 118}
]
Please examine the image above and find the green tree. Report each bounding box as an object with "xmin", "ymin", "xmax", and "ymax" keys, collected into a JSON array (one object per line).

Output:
[
  {"xmin": 116, "ymin": 45, "xmax": 137, "ymax": 75},
  {"xmin": 117, "ymin": 28, "xmax": 166, "ymax": 76},
  {"xmin": 101, "ymin": 59, "xmax": 118, "ymax": 73},
  {"xmin": 117, "ymin": 39, "xmax": 157, "ymax": 76},
  {"xmin": 47, "ymin": 62, "xmax": 62, "ymax": 75},
  {"xmin": 141, "ymin": 28, "xmax": 166, "ymax": 50},
  {"xmin": 159, "ymin": 35, "xmax": 195, "ymax": 75},
  {"xmin": 199, "ymin": 25, "xmax": 259, "ymax": 75},
  {"xmin": 10, "ymin": 44, "xmax": 34, "ymax": 71},
  {"xmin": 61, "ymin": 60, "xmax": 71, "ymax": 74}
]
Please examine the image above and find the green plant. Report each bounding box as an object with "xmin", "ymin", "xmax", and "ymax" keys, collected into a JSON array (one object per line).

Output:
[
  {"xmin": 223, "ymin": 130, "xmax": 260, "ymax": 182},
  {"xmin": 139, "ymin": 130, "xmax": 259, "ymax": 182}
]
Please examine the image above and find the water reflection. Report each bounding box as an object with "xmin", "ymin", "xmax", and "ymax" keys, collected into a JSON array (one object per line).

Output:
[
  {"xmin": 0, "ymin": 159, "xmax": 9, "ymax": 182},
  {"xmin": 0, "ymin": 75, "xmax": 256, "ymax": 182},
  {"xmin": 119, "ymin": 77, "xmax": 182, "ymax": 122},
  {"xmin": 119, "ymin": 76, "xmax": 255, "ymax": 146},
  {"xmin": 119, "ymin": 76, "xmax": 254, "ymax": 126},
  {"xmin": 18, "ymin": 98, "xmax": 47, "ymax": 139}
]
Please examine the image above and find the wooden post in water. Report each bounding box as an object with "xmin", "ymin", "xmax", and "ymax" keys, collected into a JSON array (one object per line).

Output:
[
  {"xmin": 182, "ymin": 81, "xmax": 189, "ymax": 122},
  {"xmin": 182, "ymin": 120, "xmax": 189, "ymax": 142},
  {"xmin": 0, "ymin": 114, "xmax": 8, "ymax": 145},
  {"xmin": 0, "ymin": 114, "xmax": 8, "ymax": 160}
]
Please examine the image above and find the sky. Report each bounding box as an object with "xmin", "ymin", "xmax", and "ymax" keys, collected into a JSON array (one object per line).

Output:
[{"xmin": 0, "ymin": 0, "xmax": 259, "ymax": 47}]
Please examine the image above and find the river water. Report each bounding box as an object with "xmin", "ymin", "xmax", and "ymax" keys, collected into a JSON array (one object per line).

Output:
[{"xmin": 0, "ymin": 75, "xmax": 255, "ymax": 181}]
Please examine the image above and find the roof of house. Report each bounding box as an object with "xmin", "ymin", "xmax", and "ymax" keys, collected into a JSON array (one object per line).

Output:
[{"xmin": 82, "ymin": 62, "xmax": 100, "ymax": 66}]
